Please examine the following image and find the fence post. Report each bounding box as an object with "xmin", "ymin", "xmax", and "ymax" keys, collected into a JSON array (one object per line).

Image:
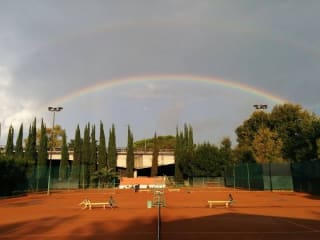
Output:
[
  {"xmin": 233, "ymin": 164, "xmax": 236, "ymax": 190},
  {"xmin": 269, "ymin": 162, "xmax": 273, "ymax": 191},
  {"xmin": 246, "ymin": 163, "xmax": 251, "ymax": 191}
]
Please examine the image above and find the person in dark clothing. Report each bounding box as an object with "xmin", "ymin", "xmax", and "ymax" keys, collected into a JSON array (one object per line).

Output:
[
  {"xmin": 229, "ymin": 193, "xmax": 234, "ymax": 202},
  {"xmin": 108, "ymin": 195, "xmax": 114, "ymax": 208}
]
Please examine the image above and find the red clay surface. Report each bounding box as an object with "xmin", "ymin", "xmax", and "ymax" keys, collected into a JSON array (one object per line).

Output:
[{"xmin": 0, "ymin": 188, "xmax": 320, "ymax": 240}]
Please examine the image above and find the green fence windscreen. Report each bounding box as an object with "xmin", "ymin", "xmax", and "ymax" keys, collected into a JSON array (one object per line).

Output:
[{"xmin": 225, "ymin": 163, "xmax": 293, "ymax": 191}]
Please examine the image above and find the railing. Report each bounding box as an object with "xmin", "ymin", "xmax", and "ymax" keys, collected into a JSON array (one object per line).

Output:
[
  {"xmin": 116, "ymin": 148, "xmax": 174, "ymax": 154},
  {"xmin": 0, "ymin": 146, "xmax": 174, "ymax": 154}
]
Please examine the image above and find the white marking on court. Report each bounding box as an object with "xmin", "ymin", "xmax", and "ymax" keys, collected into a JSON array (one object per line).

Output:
[
  {"xmin": 280, "ymin": 218, "xmax": 320, "ymax": 232},
  {"xmin": 161, "ymin": 230, "xmax": 320, "ymax": 234}
]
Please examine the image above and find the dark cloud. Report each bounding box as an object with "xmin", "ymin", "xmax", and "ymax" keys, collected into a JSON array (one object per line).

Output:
[{"xmin": 0, "ymin": 1, "xmax": 319, "ymax": 145}]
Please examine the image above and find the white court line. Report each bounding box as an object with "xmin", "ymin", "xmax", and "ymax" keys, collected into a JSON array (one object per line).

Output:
[
  {"xmin": 161, "ymin": 230, "xmax": 320, "ymax": 234},
  {"xmin": 280, "ymin": 218, "xmax": 320, "ymax": 232}
]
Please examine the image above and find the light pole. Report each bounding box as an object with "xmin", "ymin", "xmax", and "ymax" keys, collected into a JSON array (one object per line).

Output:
[
  {"xmin": 253, "ymin": 104, "xmax": 272, "ymax": 191},
  {"xmin": 47, "ymin": 106, "xmax": 63, "ymax": 195}
]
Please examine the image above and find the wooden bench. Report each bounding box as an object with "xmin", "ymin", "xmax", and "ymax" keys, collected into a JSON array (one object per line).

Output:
[
  {"xmin": 79, "ymin": 199, "xmax": 113, "ymax": 210},
  {"xmin": 208, "ymin": 200, "xmax": 233, "ymax": 208}
]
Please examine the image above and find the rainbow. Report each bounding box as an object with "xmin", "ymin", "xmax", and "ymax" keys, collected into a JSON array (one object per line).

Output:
[{"xmin": 46, "ymin": 74, "xmax": 290, "ymax": 108}]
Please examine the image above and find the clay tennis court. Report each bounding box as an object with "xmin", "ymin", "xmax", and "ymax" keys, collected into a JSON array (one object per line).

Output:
[{"xmin": 0, "ymin": 188, "xmax": 319, "ymax": 240}]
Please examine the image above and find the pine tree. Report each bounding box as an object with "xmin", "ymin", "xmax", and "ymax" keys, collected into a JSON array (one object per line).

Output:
[
  {"xmin": 89, "ymin": 125, "xmax": 97, "ymax": 186},
  {"xmin": 5, "ymin": 125, "xmax": 14, "ymax": 158},
  {"xmin": 37, "ymin": 119, "xmax": 48, "ymax": 190},
  {"xmin": 15, "ymin": 124, "xmax": 24, "ymax": 162},
  {"xmin": 107, "ymin": 124, "xmax": 117, "ymax": 172},
  {"xmin": 151, "ymin": 132, "xmax": 159, "ymax": 177},
  {"xmin": 71, "ymin": 125, "xmax": 81, "ymax": 184},
  {"xmin": 126, "ymin": 126, "xmax": 134, "ymax": 177},
  {"xmin": 59, "ymin": 131, "xmax": 69, "ymax": 181}
]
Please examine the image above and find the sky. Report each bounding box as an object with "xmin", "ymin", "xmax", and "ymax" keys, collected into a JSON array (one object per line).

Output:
[{"xmin": 1, "ymin": 0, "xmax": 320, "ymax": 147}]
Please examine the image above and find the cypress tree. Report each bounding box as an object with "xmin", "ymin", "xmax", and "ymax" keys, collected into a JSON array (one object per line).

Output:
[
  {"xmin": 25, "ymin": 118, "xmax": 37, "ymax": 189},
  {"xmin": 186, "ymin": 124, "xmax": 195, "ymax": 177},
  {"xmin": 15, "ymin": 124, "xmax": 24, "ymax": 162},
  {"xmin": 174, "ymin": 124, "xmax": 194, "ymax": 181},
  {"xmin": 37, "ymin": 119, "xmax": 48, "ymax": 190},
  {"xmin": 25, "ymin": 125, "xmax": 32, "ymax": 165},
  {"xmin": 188, "ymin": 125, "xmax": 194, "ymax": 151},
  {"xmin": 126, "ymin": 126, "xmax": 134, "ymax": 177},
  {"xmin": 31, "ymin": 118, "xmax": 37, "ymax": 163},
  {"xmin": 5, "ymin": 125, "xmax": 14, "ymax": 158},
  {"xmin": 71, "ymin": 125, "xmax": 81, "ymax": 184},
  {"xmin": 174, "ymin": 127, "xmax": 183, "ymax": 182},
  {"xmin": 59, "ymin": 131, "xmax": 69, "ymax": 181},
  {"xmin": 184, "ymin": 123, "xmax": 189, "ymax": 148},
  {"xmin": 108, "ymin": 124, "xmax": 117, "ymax": 171},
  {"xmin": 98, "ymin": 121, "xmax": 107, "ymax": 170},
  {"xmin": 151, "ymin": 132, "xmax": 159, "ymax": 177},
  {"xmin": 26, "ymin": 118, "xmax": 37, "ymax": 166},
  {"xmin": 82, "ymin": 124, "xmax": 91, "ymax": 187},
  {"xmin": 89, "ymin": 125, "xmax": 97, "ymax": 186}
]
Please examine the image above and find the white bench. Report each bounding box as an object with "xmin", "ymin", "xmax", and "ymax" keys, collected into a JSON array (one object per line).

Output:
[
  {"xmin": 208, "ymin": 200, "xmax": 233, "ymax": 208},
  {"xmin": 79, "ymin": 199, "xmax": 113, "ymax": 210}
]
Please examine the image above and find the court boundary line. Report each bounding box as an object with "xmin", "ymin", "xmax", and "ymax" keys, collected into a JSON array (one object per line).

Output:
[
  {"xmin": 161, "ymin": 230, "xmax": 320, "ymax": 234},
  {"xmin": 280, "ymin": 218, "xmax": 320, "ymax": 232}
]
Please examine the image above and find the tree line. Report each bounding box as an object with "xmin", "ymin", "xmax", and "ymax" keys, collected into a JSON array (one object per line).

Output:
[
  {"xmin": 235, "ymin": 103, "xmax": 320, "ymax": 163},
  {"xmin": 1, "ymin": 103, "xmax": 320, "ymax": 195}
]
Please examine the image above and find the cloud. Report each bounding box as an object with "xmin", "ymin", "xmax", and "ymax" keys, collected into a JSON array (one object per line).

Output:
[
  {"xmin": 1, "ymin": 1, "xmax": 320, "ymax": 146},
  {"xmin": 0, "ymin": 66, "xmax": 36, "ymax": 142},
  {"xmin": 0, "ymin": 66, "xmax": 12, "ymax": 87}
]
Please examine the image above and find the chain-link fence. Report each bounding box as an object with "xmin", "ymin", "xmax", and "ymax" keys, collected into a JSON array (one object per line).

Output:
[
  {"xmin": 291, "ymin": 160, "xmax": 320, "ymax": 194},
  {"xmin": 1, "ymin": 158, "xmax": 320, "ymax": 196},
  {"xmin": 1, "ymin": 163, "xmax": 119, "ymax": 195},
  {"xmin": 225, "ymin": 163, "xmax": 294, "ymax": 191},
  {"xmin": 189, "ymin": 177, "xmax": 225, "ymax": 187}
]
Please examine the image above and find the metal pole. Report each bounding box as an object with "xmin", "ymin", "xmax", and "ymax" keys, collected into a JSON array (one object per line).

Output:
[
  {"xmin": 47, "ymin": 107, "xmax": 63, "ymax": 195},
  {"xmin": 47, "ymin": 111, "xmax": 55, "ymax": 195},
  {"xmin": 157, "ymin": 192, "xmax": 161, "ymax": 240},
  {"xmin": 269, "ymin": 161, "xmax": 273, "ymax": 191},
  {"xmin": 246, "ymin": 163, "xmax": 251, "ymax": 191},
  {"xmin": 233, "ymin": 164, "xmax": 236, "ymax": 190},
  {"xmin": 253, "ymin": 104, "xmax": 268, "ymax": 191}
]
